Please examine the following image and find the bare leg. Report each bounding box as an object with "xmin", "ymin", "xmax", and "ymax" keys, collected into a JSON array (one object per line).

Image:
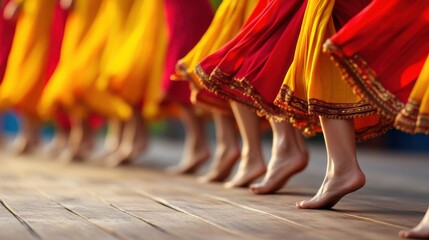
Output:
[
  {"xmin": 60, "ymin": 117, "xmax": 94, "ymax": 162},
  {"xmin": 168, "ymin": 105, "xmax": 210, "ymax": 174},
  {"xmin": 297, "ymin": 117, "xmax": 365, "ymax": 209},
  {"xmin": 93, "ymin": 119, "xmax": 123, "ymax": 161},
  {"xmin": 224, "ymin": 101, "xmax": 266, "ymax": 188},
  {"xmin": 11, "ymin": 113, "xmax": 39, "ymax": 155},
  {"xmin": 199, "ymin": 112, "xmax": 240, "ymax": 183},
  {"xmin": 104, "ymin": 109, "xmax": 148, "ymax": 167},
  {"xmin": 400, "ymin": 207, "xmax": 429, "ymax": 239},
  {"xmin": 250, "ymin": 120, "xmax": 308, "ymax": 194},
  {"xmin": 59, "ymin": 116, "xmax": 83, "ymax": 162},
  {"xmin": 45, "ymin": 124, "xmax": 69, "ymax": 156}
]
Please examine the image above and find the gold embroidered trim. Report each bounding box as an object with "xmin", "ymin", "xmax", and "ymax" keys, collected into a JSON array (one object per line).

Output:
[
  {"xmin": 417, "ymin": 114, "xmax": 429, "ymax": 134},
  {"xmin": 395, "ymin": 99, "xmax": 429, "ymax": 134},
  {"xmin": 174, "ymin": 61, "xmax": 231, "ymax": 114},
  {"xmin": 196, "ymin": 64, "xmax": 291, "ymax": 121},
  {"xmin": 274, "ymin": 84, "xmax": 392, "ymax": 141},
  {"xmin": 196, "ymin": 63, "xmax": 389, "ymax": 140},
  {"xmin": 196, "ymin": 64, "xmax": 322, "ymax": 137},
  {"xmin": 323, "ymin": 40, "xmax": 404, "ymax": 119},
  {"xmin": 211, "ymin": 67, "xmax": 291, "ymax": 121}
]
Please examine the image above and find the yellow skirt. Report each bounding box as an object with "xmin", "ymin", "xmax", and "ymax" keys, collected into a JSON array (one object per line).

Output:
[
  {"xmin": 395, "ymin": 55, "xmax": 429, "ymax": 134},
  {"xmin": 0, "ymin": 0, "xmax": 55, "ymax": 116},
  {"xmin": 274, "ymin": 0, "xmax": 382, "ymax": 141},
  {"xmin": 174, "ymin": 0, "xmax": 257, "ymax": 113},
  {"xmin": 96, "ymin": 0, "xmax": 168, "ymax": 120},
  {"xmin": 39, "ymin": 0, "xmax": 131, "ymax": 120}
]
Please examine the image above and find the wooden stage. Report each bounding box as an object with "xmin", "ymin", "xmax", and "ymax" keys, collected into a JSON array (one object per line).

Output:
[{"xmin": 0, "ymin": 140, "xmax": 428, "ymax": 240}]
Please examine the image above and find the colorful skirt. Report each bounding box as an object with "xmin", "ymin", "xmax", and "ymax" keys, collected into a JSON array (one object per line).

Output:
[
  {"xmin": 174, "ymin": 0, "xmax": 257, "ymax": 113},
  {"xmin": 273, "ymin": 0, "xmax": 384, "ymax": 140},
  {"xmin": 196, "ymin": 0, "xmax": 307, "ymax": 122},
  {"xmin": 395, "ymin": 56, "xmax": 429, "ymax": 134},
  {"xmin": 0, "ymin": 0, "xmax": 56, "ymax": 115},
  {"xmin": 325, "ymin": 0, "xmax": 429, "ymax": 136},
  {"xmin": 0, "ymin": 0, "xmax": 17, "ymax": 82},
  {"xmin": 45, "ymin": 0, "xmax": 70, "ymax": 129},
  {"xmin": 98, "ymin": 0, "xmax": 168, "ymax": 120},
  {"xmin": 39, "ymin": 0, "xmax": 132, "ymax": 120},
  {"xmin": 45, "ymin": 0, "xmax": 69, "ymax": 83},
  {"xmin": 161, "ymin": 0, "xmax": 213, "ymax": 107}
]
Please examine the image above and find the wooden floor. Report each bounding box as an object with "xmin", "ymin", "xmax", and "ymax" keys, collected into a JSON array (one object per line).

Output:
[{"xmin": 0, "ymin": 140, "xmax": 428, "ymax": 240}]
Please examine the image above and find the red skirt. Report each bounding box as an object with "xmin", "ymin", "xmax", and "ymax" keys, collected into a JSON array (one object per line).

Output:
[
  {"xmin": 196, "ymin": 0, "xmax": 307, "ymax": 121},
  {"xmin": 42, "ymin": 1, "xmax": 73, "ymax": 129},
  {"xmin": 45, "ymin": 1, "xmax": 69, "ymax": 83},
  {"xmin": 162, "ymin": 0, "xmax": 213, "ymax": 106},
  {"xmin": 0, "ymin": 0, "xmax": 17, "ymax": 81},
  {"xmin": 325, "ymin": 0, "xmax": 429, "ymax": 120}
]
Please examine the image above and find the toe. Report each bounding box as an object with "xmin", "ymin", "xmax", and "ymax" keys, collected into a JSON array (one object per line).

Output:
[
  {"xmin": 398, "ymin": 230, "xmax": 409, "ymax": 238},
  {"xmin": 296, "ymin": 200, "xmax": 311, "ymax": 209},
  {"xmin": 249, "ymin": 183, "xmax": 266, "ymax": 194}
]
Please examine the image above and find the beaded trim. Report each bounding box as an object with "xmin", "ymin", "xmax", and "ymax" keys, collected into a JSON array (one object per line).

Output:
[
  {"xmin": 274, "ymin": 84, "xmax": 392, "ymax": 141},
  {"xmin": 173, "ymin": 61, "xmax": 231, "ymax": 114},
  {"xmin": 395, "ymin": 99, "xmax": 429, "ymax": 134},
  {"xmin": 196, "ymin": 63, "xmax": 390, "ymax": 140},
  {"xmin": 323, "ymin": 40, "xmax": 404, "ymax": 119}
]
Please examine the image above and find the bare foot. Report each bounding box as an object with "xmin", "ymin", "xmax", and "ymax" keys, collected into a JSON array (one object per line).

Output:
[
  {"xmin": 250, "ymin": 152, "xmax": 308, "ymax": 194},
  {"xmin": 103, "ymin": 114, "xmax": 148, "ymax": 167},
  {"xmin": 399, "ymin": 208, "xmax": 429, "ymax": 239},
  {"xmin": 223, "ymin": 155, "xmax": 266, "ymax": 188},
  {"xmin": 10, "ymin": 135, "xmax": 30, "ymax": 155},
  {"xmin": 167, "ymin": 149, "xmax": 210, "ymax": 175},
  {"xmin": 168, "ymin": 105, "xmax": 210, "ymax": 175},
  {"xmin": 296, "ymin": 167, "xmax": 365, "ymax": 209},
  {"xmin": 91, "ymin": 121, "xmax": 123, "ymax": 162},
  {"xmin": 44, "ymin": 130, "xmax": 68, "ymax": 157},
  {"xmin": 59, "ymin": 125, "xmax": 94, "ymax": 163},
  {"xmin": 103, "ymin": 140, "xmax": 148, "ymax": 167},
  {"xmin": 91, "ymin": 136, "xmax": 122, "ymax": 162},
  {"xmin": 10, "ymin": 134, "xmax": 38, "ymax": 155},
  {"xmin": 400, "ymin": 226, "xmax": 429, "ymax": 239},
  {"xmin": 59, "ymin": 138, "xmax": 93, "ymax": 163},
  {"xmin": 198, "ymin": 145, "xmax": 240, "ymax": 183},
  {"xmin": 58, "ymin": 147, "xmax": 81, "ymax": 163}
]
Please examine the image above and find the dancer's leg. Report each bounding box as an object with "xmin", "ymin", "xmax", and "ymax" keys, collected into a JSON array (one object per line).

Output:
[
  {"xmin": 60, "ymin": 116, "xmax": 94, "ymax": 162},
  {"xmin": 297, "ymin": 118, "xmax": 365, "ymax": 209},
  {"xmin": 45, "ymin": 123, "xmax": 69, "ymax": 156},
  {"xmin": 250, "ymin": 120, "xmax": 308, "ymax": 194},
  {"xmin": 168, "ymin": 105, "xmax": 210, "ymax": 174},
  {"xmin": 93, "ymin": 118, "xmax": 123, "ymax": 161},
  {"xmin": 104, "ymin": 109, "xmax": 148, "ymax": 167},
  {"xmin": 224, "ymin": 101, "xmax": 266, "ymax": 188},
  {"xmin": 11, "ymin": 113, "xmax": 39, "ymax": 154},
  {"xmin": 199, "ymin": 111, "xmax": 240, "ymax": 183}
]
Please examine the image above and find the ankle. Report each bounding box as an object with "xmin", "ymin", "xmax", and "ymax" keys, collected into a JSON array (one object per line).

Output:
[
  {"xmin": 331, "ymin": 166, "xmax": 366, "ymax": 182},
  {"xmin": 217, "ymin": 142, "xmax": 240, "ymax": 154}
]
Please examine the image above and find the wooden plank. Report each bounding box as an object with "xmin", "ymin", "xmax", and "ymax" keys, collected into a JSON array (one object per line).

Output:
[
  {"xmin": 127, "ymin": 171, "xmax": 409, "ymax": 240},
  {"xmin": 30, "ymin": 177, "xmax": 180, "ymax": 240},
  {"xmin": 83, "ymin": 183, "xmax": 242, "ymax": 240},
  {"xmin": 0, "ymin": 184, "xmax": 118, "ymax": 240},
  {"xmin": 1, "ymin": 147, "xmax": 427, "ymax": 240},
  {"xmin": 0, "ymin": 200, "xmax": 37, "ymax": 240},
  {"xmin": 116, "ymin": 180, "xmax": 320, "ymax": 240},
  {"xmin": 13, "ymin": 155, "xmax": 418, "ymax": 238},
  {"xmin": 137, "ymin": 162, "xmax": 427, "ymax": 230}
]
